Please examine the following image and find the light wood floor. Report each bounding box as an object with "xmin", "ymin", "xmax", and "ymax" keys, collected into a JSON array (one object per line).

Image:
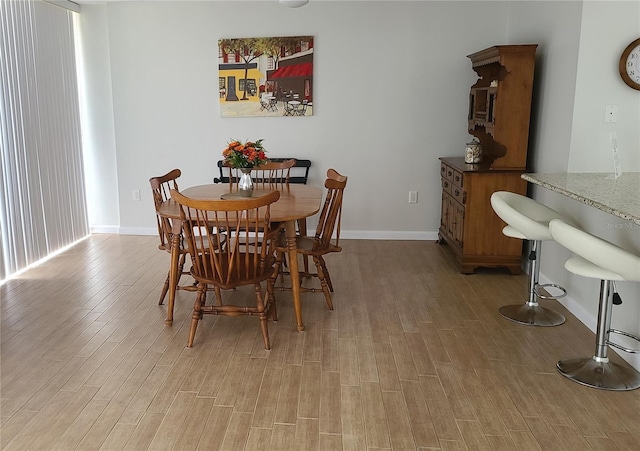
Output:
[{"xmin": 2, "ymin": 234, "xmax": 640, "ymax": 450}]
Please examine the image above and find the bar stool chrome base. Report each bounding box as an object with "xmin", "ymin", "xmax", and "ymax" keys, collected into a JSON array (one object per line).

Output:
[
  {"xmin": 499, "ymin": 303, "xmax": 566, "ymax": 326},
  {"xmin": 549, "ymin": 220, "xmax": 640, "ymax": 391},
  {"xmin": 557, "ymin": 357, "xmax": 640, "ymax": 391},
  {"xmin": 490, "ymin": 193, "xmax": 572, "ymax": 328}
]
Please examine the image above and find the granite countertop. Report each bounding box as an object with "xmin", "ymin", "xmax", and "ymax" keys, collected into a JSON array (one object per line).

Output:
[{"xmin": 521, "ymin": 172, "xmax": 640, "ymax": 226}]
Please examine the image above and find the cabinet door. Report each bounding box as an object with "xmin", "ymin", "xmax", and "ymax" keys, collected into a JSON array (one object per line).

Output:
[
  {"xmin": 440, "ymin": 191, "xmax": 449, "ymax": 232},
  {"xmin": 441, "ymin": 192, "xmax": 455, "ymax": 241},
  {"xmin": 441, "ymin": 191, "xmax": 464, "ymax": 248},
  {"xmin": 453, "ymin": 202, "xmax": 465, "ymax": 247}
]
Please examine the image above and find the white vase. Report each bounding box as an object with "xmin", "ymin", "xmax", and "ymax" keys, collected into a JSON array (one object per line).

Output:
[{"xmin": 238, "ymin": 168, "xmax": 253, "ymax": 196}]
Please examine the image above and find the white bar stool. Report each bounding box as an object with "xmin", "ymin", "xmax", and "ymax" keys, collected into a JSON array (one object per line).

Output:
[
  {"xmin": 549, "ymin": 219, "xmax": 640, "ymax": 391},
  {"xmin": 490, "ymin": 191, "xmax": 569, "ymax": 326}
]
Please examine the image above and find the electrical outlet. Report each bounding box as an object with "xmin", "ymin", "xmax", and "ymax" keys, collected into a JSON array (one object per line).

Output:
[
  {"xmin": 132, "ymin": 189, "xmax": 141, "ymax": 201},
  {"xmin": 408, "ymin": 191, "xmax": 418, "ymax": 204},
  {"xmin": 604, "ymin": 105, "xmax": 617, "ymax": 123}
]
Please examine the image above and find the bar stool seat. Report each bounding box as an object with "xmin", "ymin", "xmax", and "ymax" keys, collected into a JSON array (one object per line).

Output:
[
  {"xmin": 549, "ymin": 219, "xmax": 640, "ymax": 391},
  {"xmin": 490, "ymin": 191, "xmax": 571, "ymax": 326}
]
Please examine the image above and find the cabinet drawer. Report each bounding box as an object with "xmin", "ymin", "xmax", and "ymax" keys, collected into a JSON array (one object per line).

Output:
[
  {"xmin": 451, "ymin": 184, "xmax": 465, "ymax": 204},
  {"xmin": 440, "ymin": 162, "xmax": 448, "ymax": 179},
  {"xmin": 452, "ymin": 169, "xmax": 463, "ymax": 188},
  {"xmin": 440, "ymin": 162, "xmax": 464, "ymax": 202},
  {"xmin": 442, "ymin": 178, "xmax": 452, "ymax": 195},
  {"xmin": 441, "ymin": 162, "xmax": 454, "ymax": 181}
]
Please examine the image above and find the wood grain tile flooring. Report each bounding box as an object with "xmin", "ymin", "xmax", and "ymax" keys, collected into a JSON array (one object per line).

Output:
[{"xmin": 2, "ymin": 234, "xmax": 640, "ymax": 450}]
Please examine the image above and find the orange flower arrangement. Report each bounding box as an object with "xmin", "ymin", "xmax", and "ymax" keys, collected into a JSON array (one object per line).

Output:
[{"xmin": 222, "ymin": 139, "xmax": 268, "ymax": 168}]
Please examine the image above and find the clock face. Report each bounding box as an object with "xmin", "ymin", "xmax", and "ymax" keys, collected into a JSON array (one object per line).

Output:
[
  {"xmin": 624, "ymin": 45, "xmax": 640, "ymax": 82},
  {"xmin": 620, "ymin": 38, "xmax": 640, "ymax": 90}
]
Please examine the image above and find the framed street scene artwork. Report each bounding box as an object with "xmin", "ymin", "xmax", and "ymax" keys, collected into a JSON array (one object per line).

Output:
[{"xmin": 218, "ymin": 36, "xmax": 313, "ymax": 118}]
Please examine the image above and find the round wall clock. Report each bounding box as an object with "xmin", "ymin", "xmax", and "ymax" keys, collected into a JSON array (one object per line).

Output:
[{"xmin": 619, "ymin": 37, "xmax": 640, "ymax": 90}]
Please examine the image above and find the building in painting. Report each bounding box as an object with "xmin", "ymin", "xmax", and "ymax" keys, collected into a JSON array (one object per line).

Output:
[
  {"xmin": 266, "ymin": 38, "xmax": 313, "ymax": 102},
  {"xmin": 218, "ymin": 62, "xmax": 261, "ymax": 102}
]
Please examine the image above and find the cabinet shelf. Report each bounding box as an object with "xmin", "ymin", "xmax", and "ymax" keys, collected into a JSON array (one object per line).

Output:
[
  {"xmin": 466, "ymin": 45, "xmax": 536, "ymax": 169},
  {"xmin": 469, "ymin": 87, "xmax": 496, "ymax": 123}
]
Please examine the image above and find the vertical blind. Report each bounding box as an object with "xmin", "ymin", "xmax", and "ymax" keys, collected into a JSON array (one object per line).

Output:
[{"xmin": 0, "ymin": 0, "xmax": 89, "ymax": 280}]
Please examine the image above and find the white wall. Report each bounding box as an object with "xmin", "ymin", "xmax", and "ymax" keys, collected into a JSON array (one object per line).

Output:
[
  {"xmin": 77, "ymin": 3, "xmax": 120, "ymax": 231},
  {"xmin": 81, "ymin": 0, "xmax": 515, "ymax": 237},
  {"xmin": 506, "ymin": 1, "xmax": 583, "ymax": 175},
  {"xmin": 569, "ymin": 1, "xmax": 640, "ymax": 174},
  {"xmin": 79, "ymin": 0, "xmax": 640, "ymax": 369}
]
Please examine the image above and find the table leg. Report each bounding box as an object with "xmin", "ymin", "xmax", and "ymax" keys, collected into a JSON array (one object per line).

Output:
[
  {"xmin": 166, "ymin": 227, "xmax": 181, "ymax": 326},
  {"xmin": 285, "ymin": 220, "xmax": 305, "ymax": 331}
]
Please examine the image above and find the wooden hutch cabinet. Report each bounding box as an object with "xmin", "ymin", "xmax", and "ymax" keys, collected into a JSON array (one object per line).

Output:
[{"xmin": 438, "ymin": 45, "xmax": 537, "ymax": 274}]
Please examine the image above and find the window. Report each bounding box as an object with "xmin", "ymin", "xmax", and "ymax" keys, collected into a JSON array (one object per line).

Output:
[
  {"xmin": 239, "ymin": 79, "xmax": 257, "ymax": 95},
  {"xmin": 0, "ymin": 0, "xmax": 88, "ymax": 281}
]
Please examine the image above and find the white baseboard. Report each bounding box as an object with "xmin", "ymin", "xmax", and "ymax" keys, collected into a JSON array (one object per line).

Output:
[
  {"xmin": 90, "ymin": 225, "xmax": 120, "ymax": 234},
  {"xmin": 117, "ymin": 226, "xmax": 158, "ymax": 236},
  {"xmin": 340, "ymin": 230, "xmax": 439, "ymax": 240},
  {"xmin": 91, "ymin": 225, "xmax": 157, "ymax": 236},
  {"xmin": 90, "ymin": 226, "xmax": 440, "ymax": 241}
]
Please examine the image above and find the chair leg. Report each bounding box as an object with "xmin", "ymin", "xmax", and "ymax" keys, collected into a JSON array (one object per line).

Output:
[
  {"xmin": 199, "ymin": 285, "xmax": 211, "ymax": 320},
  {"xmin": 273, "ymin": 250, "xmax": 286, "ymax": 286},
  {"xmin": 498, "ymin": 240, "xmax": 565, "ymax": 326},
  {"xmin": 159, "ymin": 253, "xmax": 187, "ymax": 305},
  {"xmin": 187, "ymin": 283, "xmax": 206, "ymax": 347},
  {"xmin": 214, "ymin": 287, "xmax": 223, "ymax": 306},
  {"xmin": 158, "ymin": 270, "xmax": 170, "ymax": 305},
  {"xmin": 177, "ymin": 253, "xmax": 186, "ymax": 279},
  {"xmin": 297, "ymin": 218, "xmax": 310, "ymax": 275},
  {"xmin": 255, "ymin": 283, "xmax": 271, "ymax": 350},
  {"xmin": 313, "ymin": 256, "xmax": 334, "ymax": 310},
  {"xmin": 267, "ymin": 265, "xmax": 279, "ymax": 322},
  {"xmin": 557, "ymin": 279, "xmax": 640, "ymax": 391},
  {"xmin": 317, "ymin": 255, "xmax": 334, "ymax": 292}
]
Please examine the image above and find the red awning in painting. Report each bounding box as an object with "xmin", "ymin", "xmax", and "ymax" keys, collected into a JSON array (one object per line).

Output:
[{"xmin": 269, "ymin": 62, "xmax": 313, "ymax": 79}]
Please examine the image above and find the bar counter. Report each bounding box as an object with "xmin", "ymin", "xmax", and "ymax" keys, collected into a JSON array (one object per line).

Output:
[{"xmin": 521, "ymin": 172, "xmax": 640, "ymax": 226}]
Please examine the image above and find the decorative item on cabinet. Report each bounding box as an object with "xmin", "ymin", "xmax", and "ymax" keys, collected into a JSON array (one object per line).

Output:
[
  {"xmin": 464, "ymin": 138, "xmax": 483, "ymax": 164},
  {"xmin": 438, "ymin": 44, "xmax": 537, "ymax": 274}
]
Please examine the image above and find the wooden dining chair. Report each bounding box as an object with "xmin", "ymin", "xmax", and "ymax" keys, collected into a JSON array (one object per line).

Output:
[
  {"xmin": 272, "ymin": 168, "xmax": 348, "ymax": 310},
  {"xmin": 214, "ymin": 158, "xmax": 311, "ymax": 184},
  {"xmin": 220, "ymin": 159, "xmax": 296, "ymax": 190},
  {"xmin": 214, "ymin": 158, "xmax": 312, "ymax": 271},
  {"xmin": 149, "ymin": 169, "xmax": 197, "ymax": 305},
  {"xmin": 171, "ymin": 189, "xmax": 282, "ymax": 349},
  {"xmin": 251, "ymin": 158, "xmax": 296, "ymax": 188},
  {"xmin": 221, "ymin": 160, "xmax": 295, "ymax": 248},
  {"xmin": 253, "ymin": 159, "xmax": 312, "ymax": 273}
]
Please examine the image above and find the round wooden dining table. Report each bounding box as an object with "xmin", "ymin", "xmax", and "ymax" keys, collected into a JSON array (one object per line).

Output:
[{"xmin": 156, "ymin": 183, "xmax": 323, "ymax": 332}]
